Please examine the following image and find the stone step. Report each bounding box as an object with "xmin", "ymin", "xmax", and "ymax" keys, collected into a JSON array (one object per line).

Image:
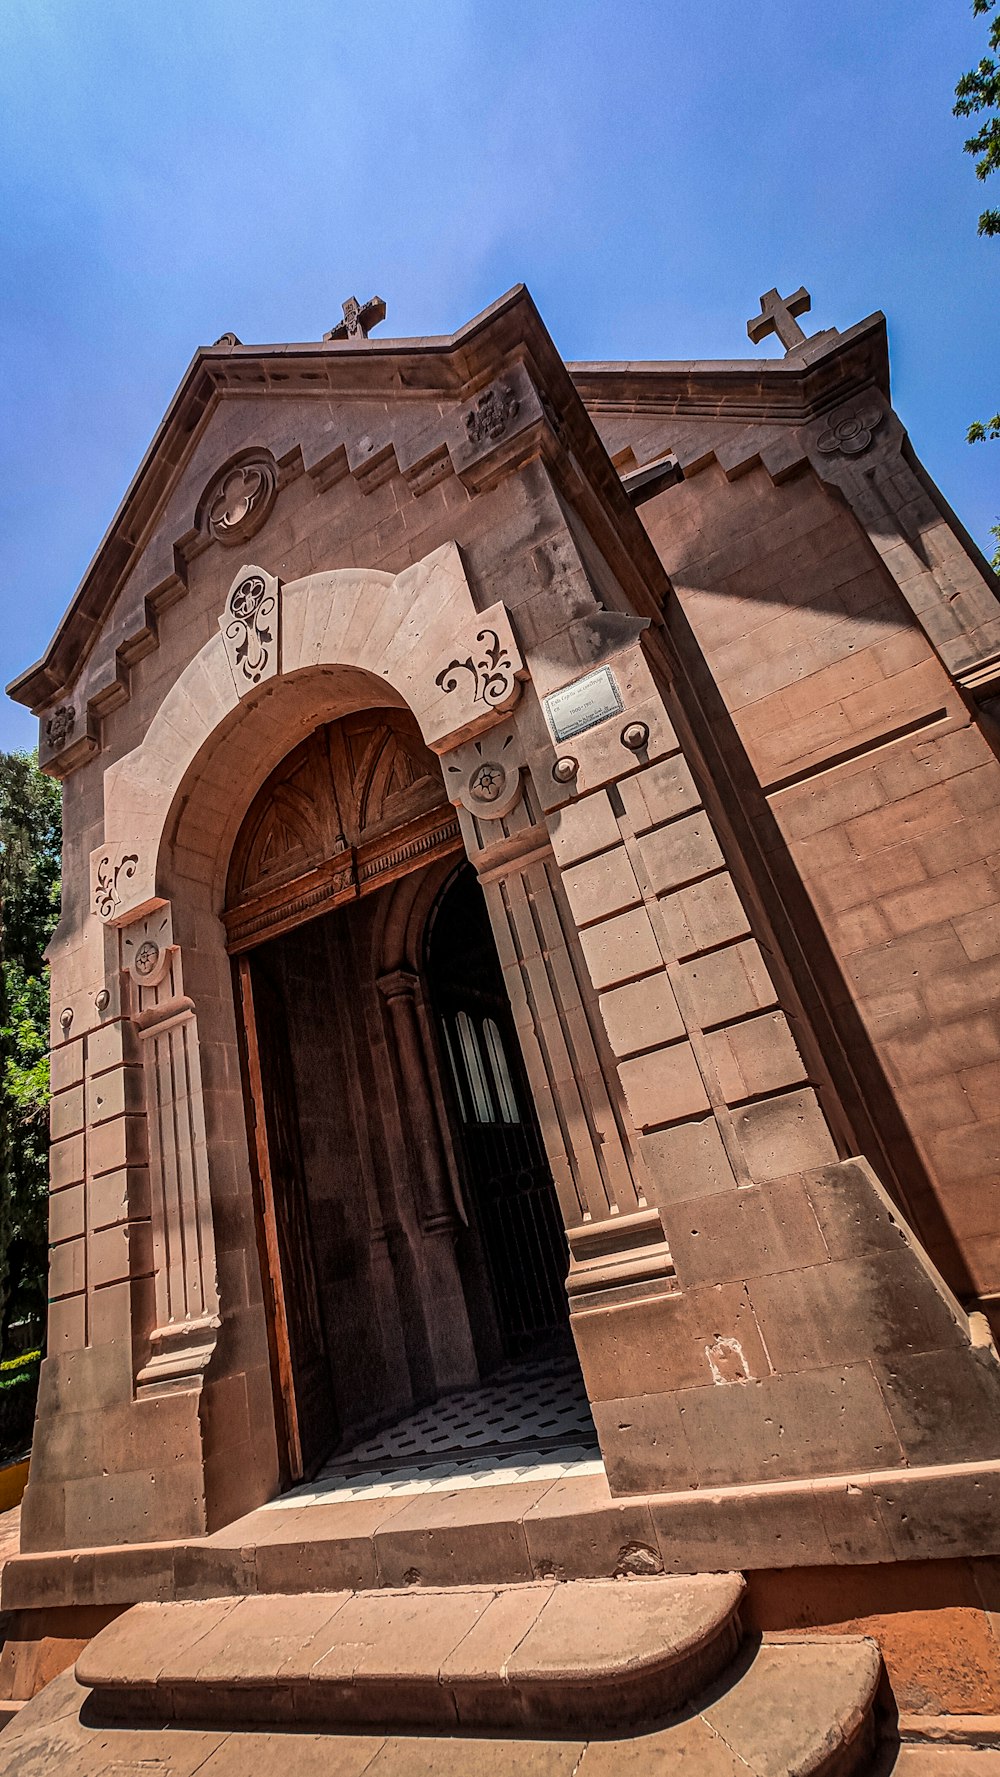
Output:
[
  {"xmin": 77, "ymin": 1574, "xmax": 745, "ymax": 1734},
  {"xmin": 4, "ymin": 1632, "xmax": 882, "ymax": 1775},
  {"xmin": 882, "ymin": 1751, "xmax": 1000, "ymax": 1777}
]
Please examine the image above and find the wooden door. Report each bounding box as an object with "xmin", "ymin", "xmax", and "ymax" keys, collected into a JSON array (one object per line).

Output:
[{"xmin": 238, "ymin": 954, "xmax": 338, "ymax": 1480}]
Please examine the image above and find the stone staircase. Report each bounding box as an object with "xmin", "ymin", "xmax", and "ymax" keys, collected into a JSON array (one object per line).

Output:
[
  {"xmin": 0, "ymin": 1573, "xmax": 890, "ymax": 1774},
  {"xmin": 77, "ymin": 1575, "xmax": 746, "ymax": 1733}
]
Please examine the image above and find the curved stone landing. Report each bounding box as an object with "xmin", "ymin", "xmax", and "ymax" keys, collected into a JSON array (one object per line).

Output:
[
  {"xmin": 76, "ymin": 1574, "xmax": 744, "ymax": 1733},
  {"xmin": 1, "ymin": 1632, "xmax": 882, "ymax": 1777}
]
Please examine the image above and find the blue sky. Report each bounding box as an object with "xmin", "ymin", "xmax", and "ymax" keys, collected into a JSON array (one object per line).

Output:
[{"xmin": 1, "ymin": 0, "xmax": 997, "ymax": 750}]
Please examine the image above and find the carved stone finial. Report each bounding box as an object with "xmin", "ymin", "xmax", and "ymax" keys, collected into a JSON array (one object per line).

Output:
[
  {"xmin": 465, "ymin": 384, "xmax": 519, "ymax": 445},
  {"xmin": 45, "ymin": 704, "xmax": 75, "ymax": 750},
  {"xmin": 213, "ymin": 332, "xmax": 242, "ymax": 348},
  {"xmin": 324, "ymin": 295, "xmax": 387, "ymax": 342},
  {"xmin": 747, "ymin": 286, "xmax": 813, "ymax": 354}
]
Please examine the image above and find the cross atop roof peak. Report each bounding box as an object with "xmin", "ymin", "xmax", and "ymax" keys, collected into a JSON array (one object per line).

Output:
[
  {"xmin": 324, "ymin": 294, "xmax": 387, "ymax": 343},
  {"xmin": 747, "ymin": 285, "xmax": 812, "ymax": 354}
]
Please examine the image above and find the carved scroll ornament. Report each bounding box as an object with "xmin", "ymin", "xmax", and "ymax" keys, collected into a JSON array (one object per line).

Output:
[
  {"xmin": 424, "ymin": 601, "xmax": 523, "ymax": 750},
  {"xmin": 220, "ymin": 564, "xmax": 281, "ymax": 693},
  {"xmin": 92, "ymin": 848, "xmax": 139, "ymax": 922},
  {"xmin": 435, "ymin": 628, "xmax": 514, "ymax": 708}
]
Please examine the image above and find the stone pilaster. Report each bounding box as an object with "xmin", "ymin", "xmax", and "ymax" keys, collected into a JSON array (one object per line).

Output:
[{"xmin": 119, "ymin": 909, "xmax": 221, "ymax": 1393}]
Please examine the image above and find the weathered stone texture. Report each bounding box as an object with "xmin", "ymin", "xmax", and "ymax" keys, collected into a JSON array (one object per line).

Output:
[
  {"xmin": 577, "ymin": 439, "xmax": 1000, "ymax": 1303},
  {"xmin": 9, "ymin": 287, "xmax": 1000, "ymax": 1564}
]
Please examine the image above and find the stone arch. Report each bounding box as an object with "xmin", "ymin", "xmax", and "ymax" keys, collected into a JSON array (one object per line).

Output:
[
  {"xmin": 84, "ymin": 539, "xmax": 678, "ymax": 1520},
  {"xmin": 98, "ymin": 542, "xmax": 521, "ymax": 924},
  {"xmin": 84, "ymin": 543, "xmax": 530, "ymax": 1489},
  {"xmin": 371, "ymin": 850, "xmax": 460, "ymax": 980}
]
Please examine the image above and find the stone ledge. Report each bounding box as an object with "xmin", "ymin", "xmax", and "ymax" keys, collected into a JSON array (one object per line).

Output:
[{"xmin": 5, "ymin": 1457, "xmax": 1000, "ymax": 1612}]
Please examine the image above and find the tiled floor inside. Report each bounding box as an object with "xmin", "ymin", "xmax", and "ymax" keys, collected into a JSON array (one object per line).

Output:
[{"xmin": 268, "ymin": 1354, "xmax": 604, "ymax": 1507}]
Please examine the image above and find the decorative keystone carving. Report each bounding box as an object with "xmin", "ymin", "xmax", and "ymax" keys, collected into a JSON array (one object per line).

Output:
[
  {"xmin": 465, "ymin": 383, "xmax": 519, "ymax": 445},
  {"xmin": 815, "ymin": 402, "xmax": 884, "ymax": 458},
  {"xmin": 220, "ymin": 564, "xmax": 281, "ymax": 693},
  {"xmin": 121, "ymin": 907, "xmax": 174, "ymax": 987},
  {"xmin": 45, "ymin": 704, "xmax": 75, "ymax": 750},
  {"xmin": 92, "ymin": 846, "xmax": 140, "ymax": 923},
  {"xmin": 205, "ymin": 455, "xmax": 277, "ymax": 545},
  {"xmin": 445, "ymin": 730, "xmax": 523, "ymax": 820}
]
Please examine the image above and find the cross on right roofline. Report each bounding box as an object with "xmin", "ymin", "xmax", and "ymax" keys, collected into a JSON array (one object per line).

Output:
[{"xmin": 747, "ymin": 285, "xmax": 812, "ymax": 353}]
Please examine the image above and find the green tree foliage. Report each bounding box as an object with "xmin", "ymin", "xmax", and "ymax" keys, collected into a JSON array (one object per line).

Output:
[
  {"xmin": 956, "ymin": 1, "xmax": 1000, "ymax": 569},
  {"xmin": 955, "ymin": 0, "xmax": 1000, "ymax": 237},
  {"xmin": 0, "ymin": 753, "xmax": 61, "ymax": 1353}
]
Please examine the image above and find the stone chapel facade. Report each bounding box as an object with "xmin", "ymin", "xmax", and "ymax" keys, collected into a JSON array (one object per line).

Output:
[{"xmin": 5, "ymin": 285, "xmax": 1000, "ymax": 1743}]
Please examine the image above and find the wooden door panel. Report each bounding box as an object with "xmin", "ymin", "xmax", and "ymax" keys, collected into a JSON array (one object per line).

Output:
[
  {"xmin": 224, "ymin": 708, "xmax": 459, "ymax": 954},
  {"xmin": 238, "ymin": 955, "xmax": 338, "ymax": 1479}
]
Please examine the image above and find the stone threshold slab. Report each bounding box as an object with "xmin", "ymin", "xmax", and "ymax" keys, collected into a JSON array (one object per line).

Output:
[
  {"xmin": 6, "ymin": 1457, "xmax": 1000, "ymax": 1613},
  {"xmin": 76, "ymin": 1575, "xmax": 745, "ymax": 1734}
]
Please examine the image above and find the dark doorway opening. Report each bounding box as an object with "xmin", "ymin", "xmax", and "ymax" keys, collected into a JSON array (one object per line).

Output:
[
  {"xmin": 425, "ymin": 867, "xmax": 573, "ymax": 1364},
  {"xmin": 236, "ymin": 856, "xmax": 583, "ymax": 1489}
]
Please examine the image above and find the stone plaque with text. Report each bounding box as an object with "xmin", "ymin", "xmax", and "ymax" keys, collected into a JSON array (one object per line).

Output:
[{"xmin": 544, "ymin": 666, "xmax": 623, "ymax": 742}]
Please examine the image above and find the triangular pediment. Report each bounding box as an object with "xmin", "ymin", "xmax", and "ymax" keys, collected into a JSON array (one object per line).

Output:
[
  {"xmin": 9, "ymin": 289, "xmax": 892, "ymax": 724},
  {"xmin": 7, "ymin": 285, "xmax": 562, "ymax": 712}
]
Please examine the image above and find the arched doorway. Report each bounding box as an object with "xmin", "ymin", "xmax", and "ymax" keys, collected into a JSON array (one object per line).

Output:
[{"xmin": 227, "ymin": 706, "xmax": 583, "ymax": 1485}]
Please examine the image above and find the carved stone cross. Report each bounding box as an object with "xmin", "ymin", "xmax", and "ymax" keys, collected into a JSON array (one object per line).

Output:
[
  {"xmin": 324, "ymin": 295, "xmax": 387, "ymax": 342},
  {"xmin": 747, "ymin": 286, "xmax": 812, "ymax": 353}
]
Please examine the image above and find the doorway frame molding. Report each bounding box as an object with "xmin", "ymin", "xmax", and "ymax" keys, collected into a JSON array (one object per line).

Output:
[{"xmin": 82, "ymin": 539, "xmax": 675, "ymax": 1483}]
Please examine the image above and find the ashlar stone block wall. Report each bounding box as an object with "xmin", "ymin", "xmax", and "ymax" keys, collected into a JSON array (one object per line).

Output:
[
  {"xmin": 20, "ymin": 296, "xmax": 1000, "ymax": 1551},
  {"xmin": 583, "ymin": 388, "xmax": 1000, "ymax": 1323}
]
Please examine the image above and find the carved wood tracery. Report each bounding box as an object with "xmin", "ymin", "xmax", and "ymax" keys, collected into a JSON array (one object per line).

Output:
[{"xmin": 224, "ymin": 708, "xmax": 461, "ymax": 951}]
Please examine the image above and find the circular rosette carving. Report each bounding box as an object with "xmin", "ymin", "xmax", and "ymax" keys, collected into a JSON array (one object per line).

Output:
[
  {"xmin": 446, "ymin": 733, "xmax": 523, "ymax": 820},
  {"xmin": 202, "ymin": 454, "xmax": 277, "ymax": 545},
  {"xmin": 121, "ymin": 911, "xmax": 174, "ymax": 987},
  {"xmin": 816, "ymin": 403, "xmax": 884, "ymax": 458}
]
